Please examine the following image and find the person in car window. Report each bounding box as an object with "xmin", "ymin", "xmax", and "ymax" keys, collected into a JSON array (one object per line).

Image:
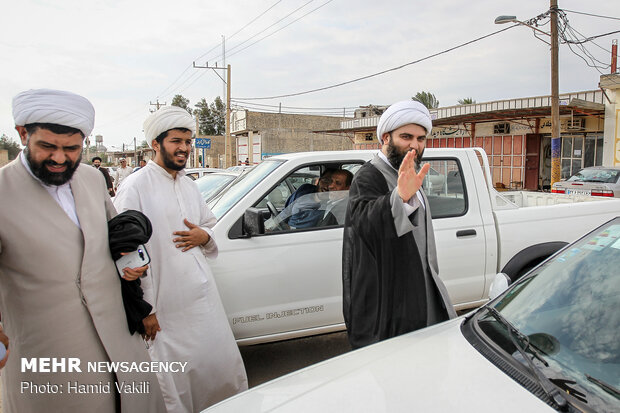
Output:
[
  {"xmin": 319, "ymin": 169, "xmax": 353, "ymax": 225},
  {"xmin": 342, "ymin": 100, "xmax": 456, "ymax": 349}
]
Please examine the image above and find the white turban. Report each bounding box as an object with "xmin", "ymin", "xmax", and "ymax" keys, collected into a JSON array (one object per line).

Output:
[
  {"xmin": 376, "ymin": 100, "xmax": 433, "ymax": 143},
  {"xmin": 143, "ymin": 106, "xmax": 196, "ymax": 147},
  {"xmin": 12, "ymin": 89, "xmax": 95, "ymax": 137}
]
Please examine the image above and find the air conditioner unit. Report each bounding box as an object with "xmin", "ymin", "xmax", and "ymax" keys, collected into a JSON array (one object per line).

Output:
[
  {"xmin": 493, "ymin": 123, "xmax": 510, "ymax": 134},
  {"xmin": 566, "ymin": 118, "xmax": 585, "ymax": 130}
]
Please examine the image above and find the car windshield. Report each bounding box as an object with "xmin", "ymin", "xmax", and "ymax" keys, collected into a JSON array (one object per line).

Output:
[
  {"xmin": 477, "ymin": 218, "xmax": 620, "ymax": 411},
  {"xmin": 208, "ymin": 160, "xmax": 283, "ymax": 219},
  {"xmin": 195, "ymin": 174, "xmax": 237, "ymax": 203},
  {"xmin": 567, "ymin": 168, "xmax": 620, "ymax": 184}
]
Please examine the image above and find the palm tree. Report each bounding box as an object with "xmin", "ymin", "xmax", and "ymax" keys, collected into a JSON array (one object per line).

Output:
[
  {"xmin": 457, "ymin": 97, "xmax": 476, "ymax": 105},
  {"xmin": 412, "ymin": 91, "xmax": 439, "ymax": 109}
]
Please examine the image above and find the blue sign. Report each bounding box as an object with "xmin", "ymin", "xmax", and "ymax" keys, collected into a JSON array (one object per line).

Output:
[{"xmin": 195, "ymin": 138, "xmax": 211, "ymax": 149}]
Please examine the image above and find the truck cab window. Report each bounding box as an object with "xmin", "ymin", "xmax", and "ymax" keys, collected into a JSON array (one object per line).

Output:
[{"xmin": 424, "ymin": 159, "xmax": 467, "ymax": 218}]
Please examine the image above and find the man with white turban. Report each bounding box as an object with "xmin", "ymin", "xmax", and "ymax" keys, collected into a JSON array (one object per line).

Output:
[
  {"xmin": 0, "ymin": 89, "xmax": 165, "ymax": 412},
  {"xmin": 342, "ymin": 100, "xmax": 456, "ymax": 349},
  {"xmin": 114, "ymin": 106, "xmax": 247, "ymax": 412}
]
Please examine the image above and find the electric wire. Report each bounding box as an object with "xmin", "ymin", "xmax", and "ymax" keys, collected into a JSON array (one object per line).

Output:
[
  {"xmin": 227, "ymin": 0, "xmax": 335, "ymax": 59},
  {"xmin": 562, "ymin": 9, "xmax": 620, "ymax": 21},
  {"xmin": 206, "ymin": 0, "xmax": 316, "ymax": 62},
  {"xmin": 155, "ymin": 0, "xmax": 284, "ymax": 100},
  {"xmin": 234, "ymin": 24, "xmax": 517, "ymax": 101}
]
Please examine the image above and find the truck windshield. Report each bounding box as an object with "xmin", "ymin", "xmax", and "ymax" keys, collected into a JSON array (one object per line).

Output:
[
  {"xmin": 477, "ymin": 217, "xmax": 620, "ymax": 411},
  {"xmin": 208, "ymin": 160, "xmax": 283, "ymax": 219}
]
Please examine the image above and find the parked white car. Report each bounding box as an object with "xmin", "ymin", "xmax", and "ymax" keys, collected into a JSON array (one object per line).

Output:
[
  {"xmin": 195, "ymin": 171, "xmax": 241, "ymax": 203},
  {"xmin": 552, "ymin": 166, "xmax": 620, "ymax": 197},
  {"xmin": 185, "ymin": 167, "xmax": 225, "ymax": 180},
  {"xmin": 206, "ymin": 149, "xmax": 620, "ymax": 345},
  {"xmin": 205, "ymin": 217, "xmax": 620, "ymax": 412}
]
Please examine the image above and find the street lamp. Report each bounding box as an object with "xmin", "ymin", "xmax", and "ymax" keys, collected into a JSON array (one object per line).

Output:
[{"xmin": 495, "ymin": 1, "xmax": 561, "ymax": 186}]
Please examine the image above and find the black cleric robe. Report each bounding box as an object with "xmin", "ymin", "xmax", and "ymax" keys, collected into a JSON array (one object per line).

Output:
[{"xmin": 342, "ymin": 154, "xmax": 456, "ymax": 349}]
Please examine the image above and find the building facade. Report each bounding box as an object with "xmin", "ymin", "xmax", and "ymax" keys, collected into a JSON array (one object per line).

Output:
[
  {"xmin": 337, "ymin": 75, "xmax": 620, "ymax": 191},
  {"xmin": 231, "ymin": 110, "xmax": 353, "ymax": 164}
]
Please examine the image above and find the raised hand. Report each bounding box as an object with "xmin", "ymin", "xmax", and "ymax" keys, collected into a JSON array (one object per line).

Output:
[{"xmin": 397, "ymin": 150, "xmax": 430, "ymax": 202}]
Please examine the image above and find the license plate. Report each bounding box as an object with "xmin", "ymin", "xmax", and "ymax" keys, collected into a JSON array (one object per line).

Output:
[{"xmin": 567, "ymin": 189, "xmax": 591, "ymax": 195}]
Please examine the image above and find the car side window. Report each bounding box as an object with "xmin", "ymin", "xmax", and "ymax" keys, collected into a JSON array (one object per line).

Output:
[
  {"xmin": 257, "ymin": 163, "xmax": 360, "ymax": 234},
  {"xmin": 423, "ymin": 159, "xmax": 467, "ymax": 218}
]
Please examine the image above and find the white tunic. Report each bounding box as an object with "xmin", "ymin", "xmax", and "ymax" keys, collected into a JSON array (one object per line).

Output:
[{"xmin": 113, "ymin": 161, "xmax": 247, "ymax": 412}]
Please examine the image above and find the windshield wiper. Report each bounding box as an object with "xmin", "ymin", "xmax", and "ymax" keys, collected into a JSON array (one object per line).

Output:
[
  {"xmin": 485, "ymin": 307, "xmax": 571, "ymax": 411},
  {"xmin": 586, "ymin": 374, "xmax": 620, "ymax": 399}
]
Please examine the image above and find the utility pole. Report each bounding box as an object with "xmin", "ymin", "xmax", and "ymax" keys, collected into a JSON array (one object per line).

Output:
[
  {"xmin": 193, "ymin": 61, "xmax": 234, "ymax": 167},
  {"xmin": 550, "ymin": 0, "xmax": 561, "ymax": 186},
  {"xmin": 134, "ymin": 137, "xmax": 137, "ymax": 165},
  {"xmin": 149, "ymin": 99, "xmax": 166, "ymax": 113}
]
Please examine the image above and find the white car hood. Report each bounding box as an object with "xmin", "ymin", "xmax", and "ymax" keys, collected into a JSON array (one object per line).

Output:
[{"xmin": 206, "ymin": 318, "xmax": 553, "ymax": 412}]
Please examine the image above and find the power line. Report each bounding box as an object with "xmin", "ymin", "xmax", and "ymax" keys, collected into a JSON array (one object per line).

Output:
[
  {"xmin": 231, "ymin": 99, "xmax": 358, "ymax": 110},
  {"xmin": 228, "ymin": 0, "xmax": 335, "ymax": 59},
  {"xmin": 207, "ymin": 0, "xmax": 316, "ymax": 62},
  {"xmin": 562, "ymin": 9, "xmax": 620, "ymax": 21},
  {"xmin": 154, "ymin": 1, "xmax": 284, "ymax": 101},
  {"xmin": 235, "ymin": 24, "xmax": 517, "ymax": 101}
]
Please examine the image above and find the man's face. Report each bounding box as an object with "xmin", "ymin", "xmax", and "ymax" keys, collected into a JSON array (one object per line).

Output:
[
  {"xmin": 120, "ymin": 160, "xmax": 127, "ymax": 168},
  {"xmin": 329, "ymin": 172, "xmax": 349, "ymax": 191},
  {"xmin": 17, "ymin": 126, "xmax": 83, "ymax": 186},
  {"xmin": 93, "ymin": 159, "xmax": 101, "ymax": 168},
  {"xmin": 317, "ymin": 174, "xmax": 332, "ymax": 192},
  {"xmin": 382, "ymin": 123, "xmax": 426, "ymax": 170},
  {"xmin": 140, "ymin": 160, "xmax": 146, "ymax": 167},
  {"xmin": 155, "ymin": 130, "xmax": 193, "ymax": 172}
]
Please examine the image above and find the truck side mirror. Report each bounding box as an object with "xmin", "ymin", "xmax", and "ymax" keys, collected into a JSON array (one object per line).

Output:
[
  {"xmin": 489, "ymin": 272, "xmax": 511, "ymax": 300},
  {"xmin": 243, "ymin": 207, "xmax": 265, "ymax": 237}
]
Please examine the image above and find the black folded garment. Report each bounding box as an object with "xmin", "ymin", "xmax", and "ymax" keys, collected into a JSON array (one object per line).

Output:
[{"xmin": 108, "ymin": 210, "xmax": 153, "ymax": 335}]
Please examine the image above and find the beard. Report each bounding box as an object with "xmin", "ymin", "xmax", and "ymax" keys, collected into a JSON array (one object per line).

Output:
[
  {"xmin": 386, "ymin": 136, "xmax": 424, "ymax": 170},
  {"xmin": 160, "ymin": 143, "xmax": 188, "ymax": 171},
  {"xmin": 26, "ymin": 147, "xmax": 82, "ymax": 186}
]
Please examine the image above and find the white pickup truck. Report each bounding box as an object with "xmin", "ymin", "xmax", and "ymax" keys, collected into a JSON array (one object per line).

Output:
[{"xmin": 205, "ymin": 148, "xmax": 620, "ymax": 345}]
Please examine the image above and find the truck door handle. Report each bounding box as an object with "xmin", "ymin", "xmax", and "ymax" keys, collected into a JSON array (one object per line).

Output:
[{"xmin": 456, "ymin": 229, "xmax": 477, "ymax": 238}]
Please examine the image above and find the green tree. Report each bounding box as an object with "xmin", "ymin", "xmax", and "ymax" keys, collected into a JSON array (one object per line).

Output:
[
  {"xmin": 412, "ymin": 91, "xmax": 439, "ymax": 109},
  {"xmin": 457, "ymin": 97, "xmax": 476, "ymax": 105},
  {"xmin": 0, "ymin": 134, "xmax": 22, "ymax": 160},
  {"xmin": 193, "ymin": 97, "xmax": 225, "ymax": 135},
  {"xmin": 171, "ymin": 94, "xmax": 192, "ymax": 114}
]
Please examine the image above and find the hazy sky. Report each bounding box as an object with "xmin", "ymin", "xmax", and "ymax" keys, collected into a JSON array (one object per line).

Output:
[{"xmin": 2, "ymin": 0, "xmax": 618, "ymax": 149}]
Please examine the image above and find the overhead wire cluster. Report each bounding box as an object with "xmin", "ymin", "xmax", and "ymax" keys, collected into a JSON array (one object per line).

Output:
[
  {"xmin": 558, "ymin": 9, "xmax": 619, "ymax": 74},
  {"xmin": 152, "ymin": 5, "xmax": 620, "ymax": 116}
]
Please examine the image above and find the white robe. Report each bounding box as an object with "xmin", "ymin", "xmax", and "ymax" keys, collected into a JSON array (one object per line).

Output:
[{"xmin": 113, "ymin": 161, "xmax": 247, "ymax": 412}]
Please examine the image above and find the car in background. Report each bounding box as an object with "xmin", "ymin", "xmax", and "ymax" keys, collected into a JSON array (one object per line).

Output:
[
  {"xmin": 185, "ymin": 167, "xmax": 225, "ymax": 181},
  {"xmin": 226, "ymin": 165, "xmax": 254, "ymax": 173},
  {"xmin": 195, "ymin": 171, "xmax": 241, "ymax": 203},
  {"xmin": 205, "ymin": 217, "xmax": 620, "ymax": 412},
  {"xmin": 552, "ymin": 166, "xmax": 620, "ymax": 197}
]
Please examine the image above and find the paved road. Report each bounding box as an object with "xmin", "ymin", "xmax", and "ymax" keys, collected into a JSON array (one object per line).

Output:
[
  {"xmin": 0, "ymin": 331, "xmax": 350, "ymax": 411},
  {"xmin": 240, "ymin": 331, "xmax": 351, "ymax": 388}
]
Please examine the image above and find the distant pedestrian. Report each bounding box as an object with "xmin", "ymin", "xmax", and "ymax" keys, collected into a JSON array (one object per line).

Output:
[
  {"xmin": 92, "ymin": 156, "xmax": 114, "ymax": 196},
  {"xmin": 133, "ymin": 159, "xmax": 147, "ymax": 173},
  {"xmin": 114, "ymin": 157, "xmax": 132, "ymax": 190}
]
